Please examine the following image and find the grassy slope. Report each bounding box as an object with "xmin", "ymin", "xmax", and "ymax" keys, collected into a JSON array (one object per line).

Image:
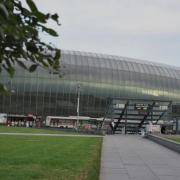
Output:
[
  {"xmin": 0, "ymin": 135, "xmax": 102, "ymax": 180},
  {"xmin": 166, "ymin": 136, "xmax": 180, "ymax": 143},
  {"xmin": 0, "ymin": 126, "xmax": 76, "ymax": 134}
]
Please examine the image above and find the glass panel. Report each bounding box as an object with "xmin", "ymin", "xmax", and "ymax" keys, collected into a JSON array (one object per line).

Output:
[
  {"xmin": 120, "ymin": 61, "xmax": 129, "ymax": 71},
  {"xmin": 137, "ymin": 63, "xmax": 146, "ymax": 73}
]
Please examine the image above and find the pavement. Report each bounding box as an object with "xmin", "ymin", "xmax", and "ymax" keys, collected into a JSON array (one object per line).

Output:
[{"xmin": 100, "ymin": 135, "xmax": 180, "ymax": 180}]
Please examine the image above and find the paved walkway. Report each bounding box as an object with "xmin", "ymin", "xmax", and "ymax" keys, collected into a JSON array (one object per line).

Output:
[{"xmin": 100, "ymin": 135, "xmax": 180, "ymax": 180}]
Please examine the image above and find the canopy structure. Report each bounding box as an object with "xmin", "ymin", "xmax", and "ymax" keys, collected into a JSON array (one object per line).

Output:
[{"xmin": 101, "ymin": 98, "xmax": 172, "ymax": 134}]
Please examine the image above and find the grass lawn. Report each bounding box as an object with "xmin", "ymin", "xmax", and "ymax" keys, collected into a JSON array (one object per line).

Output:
[
  {"xmin": 0, "ymin": 126, "xmax": 77, "ymax": 134},
  {"xmin": 166, "ymin": 136, "xmax": 180, "ymax": 143},
  {"xmin": 0, "ymin": 135, "xmax": 102, "ymax": 180}
]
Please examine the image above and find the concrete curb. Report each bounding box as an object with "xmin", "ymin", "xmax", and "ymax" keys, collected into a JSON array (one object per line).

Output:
[{"xmin": 145, "ymin": 134, "xmax": 180, "ymax": 154}]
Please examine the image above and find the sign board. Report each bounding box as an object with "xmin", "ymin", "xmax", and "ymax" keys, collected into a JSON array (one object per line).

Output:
[
  {"xmin": 114, "ymin": 104, "xmax": 125, "ymax": 109},
  {"xmin": 134, "ymin": 103, "xmax": 149, "ymax": 111}
]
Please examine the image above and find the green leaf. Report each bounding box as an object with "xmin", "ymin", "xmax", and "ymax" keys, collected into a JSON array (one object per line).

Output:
[
  {"xmin": 0, "ymin": 83, "xmax": 7, "ymax": 94},
  {"xmin": 0, "ymin": 83, "xmax": 5, "ymax": 91},
  {"xmin": 26, "ymin": 0, "xmax": 38, "ymax": 13},
  {"xmin": 53, "ymin": 49, "xmax": 60, "ymax": 69},
  {"xmin": 26, "ymin": 42, "xmax": 38, "ymax": 53},
  {"xmin": 26, "ymin": 0, "xmax": 47, "ymax": 23},
  {"xmin": 0, "ymin": 3, "xmax": 9, "ymax": 18},
  {"xmin": 29, "ymin": 64, "xmax": 38, "ymax": 72},
  {"xmin": 7, "ymin": 66, "xmax": 15, "ymax": 78},
  {"xmin": 38, "ymin": 58, "xmax": 49, "ymax": 68},
  {"xmin": 43, "ymin": 27, "xmax": 58, "ymax": 36},
  {"xmin": 47, "ymin": 58, "xmax": 53, "ymax": 66},
  {"xmin": 35, "ymin": 12, "xmax": 47, "ymax": 23},
  {"xmin": 51, "ymin": 13, "xmax": 60, "ymax": 25},
  {"xmin": 55, "ymin": 49, "xmax": 61, "ymax": 60},
  {"xmin": 17, "ymin": 60, "xmax": 28, "ymax": 70},
  {"xmin": 0, "ymin": 27, "xmax": 4, "ymax": 39}
]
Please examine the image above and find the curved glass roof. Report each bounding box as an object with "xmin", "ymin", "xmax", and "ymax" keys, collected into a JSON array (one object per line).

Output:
[{"xmin": 62, "ymin": 50, "xmax": 180, "ymax": 79}]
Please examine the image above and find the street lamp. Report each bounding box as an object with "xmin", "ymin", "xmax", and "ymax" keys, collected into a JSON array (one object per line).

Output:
[
  {"xmin": 6, "ymin": 81, "xmax": 15, "ymax": 126},
  {"xmin": 76, "ymin": 84, "xmax": 81, "ymax": 129}
]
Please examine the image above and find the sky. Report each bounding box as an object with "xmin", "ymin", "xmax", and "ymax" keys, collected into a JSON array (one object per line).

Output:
[{"xmin": 34, "ymin": 0, "xmax": 180, "ymax": 66}]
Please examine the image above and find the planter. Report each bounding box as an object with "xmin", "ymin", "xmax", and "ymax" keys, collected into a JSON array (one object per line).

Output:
[{"xmin": 146, "ymin": 134, "xmax": 180, "ymax": 154}]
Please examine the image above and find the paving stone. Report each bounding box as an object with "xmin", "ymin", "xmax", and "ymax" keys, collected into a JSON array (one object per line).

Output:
[
  {"xmin": 102, "ymin": 162, "xmax": 124, "ymax": 169},
  {"xmin": 100, "ymin": 172, "xmax": 130, "ymax": 180},
  {"xmin": 125, "ymin": 165, "xmax": 158, "ymax": 180},
  {"xmin": 158, "ymin": 175, "xmax": 180, "ymax": 180},
  {"xmin": 150, "ymin": 166, "xmax": 180, "ymax": 176},
  {"xmin": 101, "ymin": 167, "xmax": 127, "ymax": 174}
]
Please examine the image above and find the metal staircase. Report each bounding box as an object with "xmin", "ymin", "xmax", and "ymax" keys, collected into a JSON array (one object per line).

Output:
[{"xmin": 101, "ymin": 98, "xmax": 172, "ymax": 134}]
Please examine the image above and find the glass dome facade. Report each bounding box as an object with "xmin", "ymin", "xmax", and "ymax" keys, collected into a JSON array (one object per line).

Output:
[{"xmin": 1, "ymin": 50, "xmax": 180, "ymax": 118}]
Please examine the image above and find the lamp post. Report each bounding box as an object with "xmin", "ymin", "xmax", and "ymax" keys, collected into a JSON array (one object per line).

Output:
[
  {"xmin": 6, "ymin": 81, "xmax": 15, "ymax": 126},
  {"xmin": 76, "ymin": 84, "xmax": 80, "ymax": 129}
]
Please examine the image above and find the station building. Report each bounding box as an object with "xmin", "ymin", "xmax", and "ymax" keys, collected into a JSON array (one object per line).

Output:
[{"xmin": 1, "ymin": 50, "xmax": 180, "ymax": 131}]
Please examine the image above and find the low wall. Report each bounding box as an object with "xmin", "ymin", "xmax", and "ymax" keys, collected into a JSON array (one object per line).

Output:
[{"xmin": 146, "ymin": 134, "xmax": 180, "ymax": 154}]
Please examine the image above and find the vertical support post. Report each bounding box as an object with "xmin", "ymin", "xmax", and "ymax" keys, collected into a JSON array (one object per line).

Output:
[
  {"xmin": 76, "ymin": 84, "xmax": 80, "ymax": 129},
  {"xmin": 176, "ymin": 118, "xmax": 179, "ymax": 134},
  {"xmin": 125, "ymin": 106, "xmax": 127, "ymax": 135},
  {"xmin": 151, "ymin": 107, "xmax": 153, "ymax": 123}
]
